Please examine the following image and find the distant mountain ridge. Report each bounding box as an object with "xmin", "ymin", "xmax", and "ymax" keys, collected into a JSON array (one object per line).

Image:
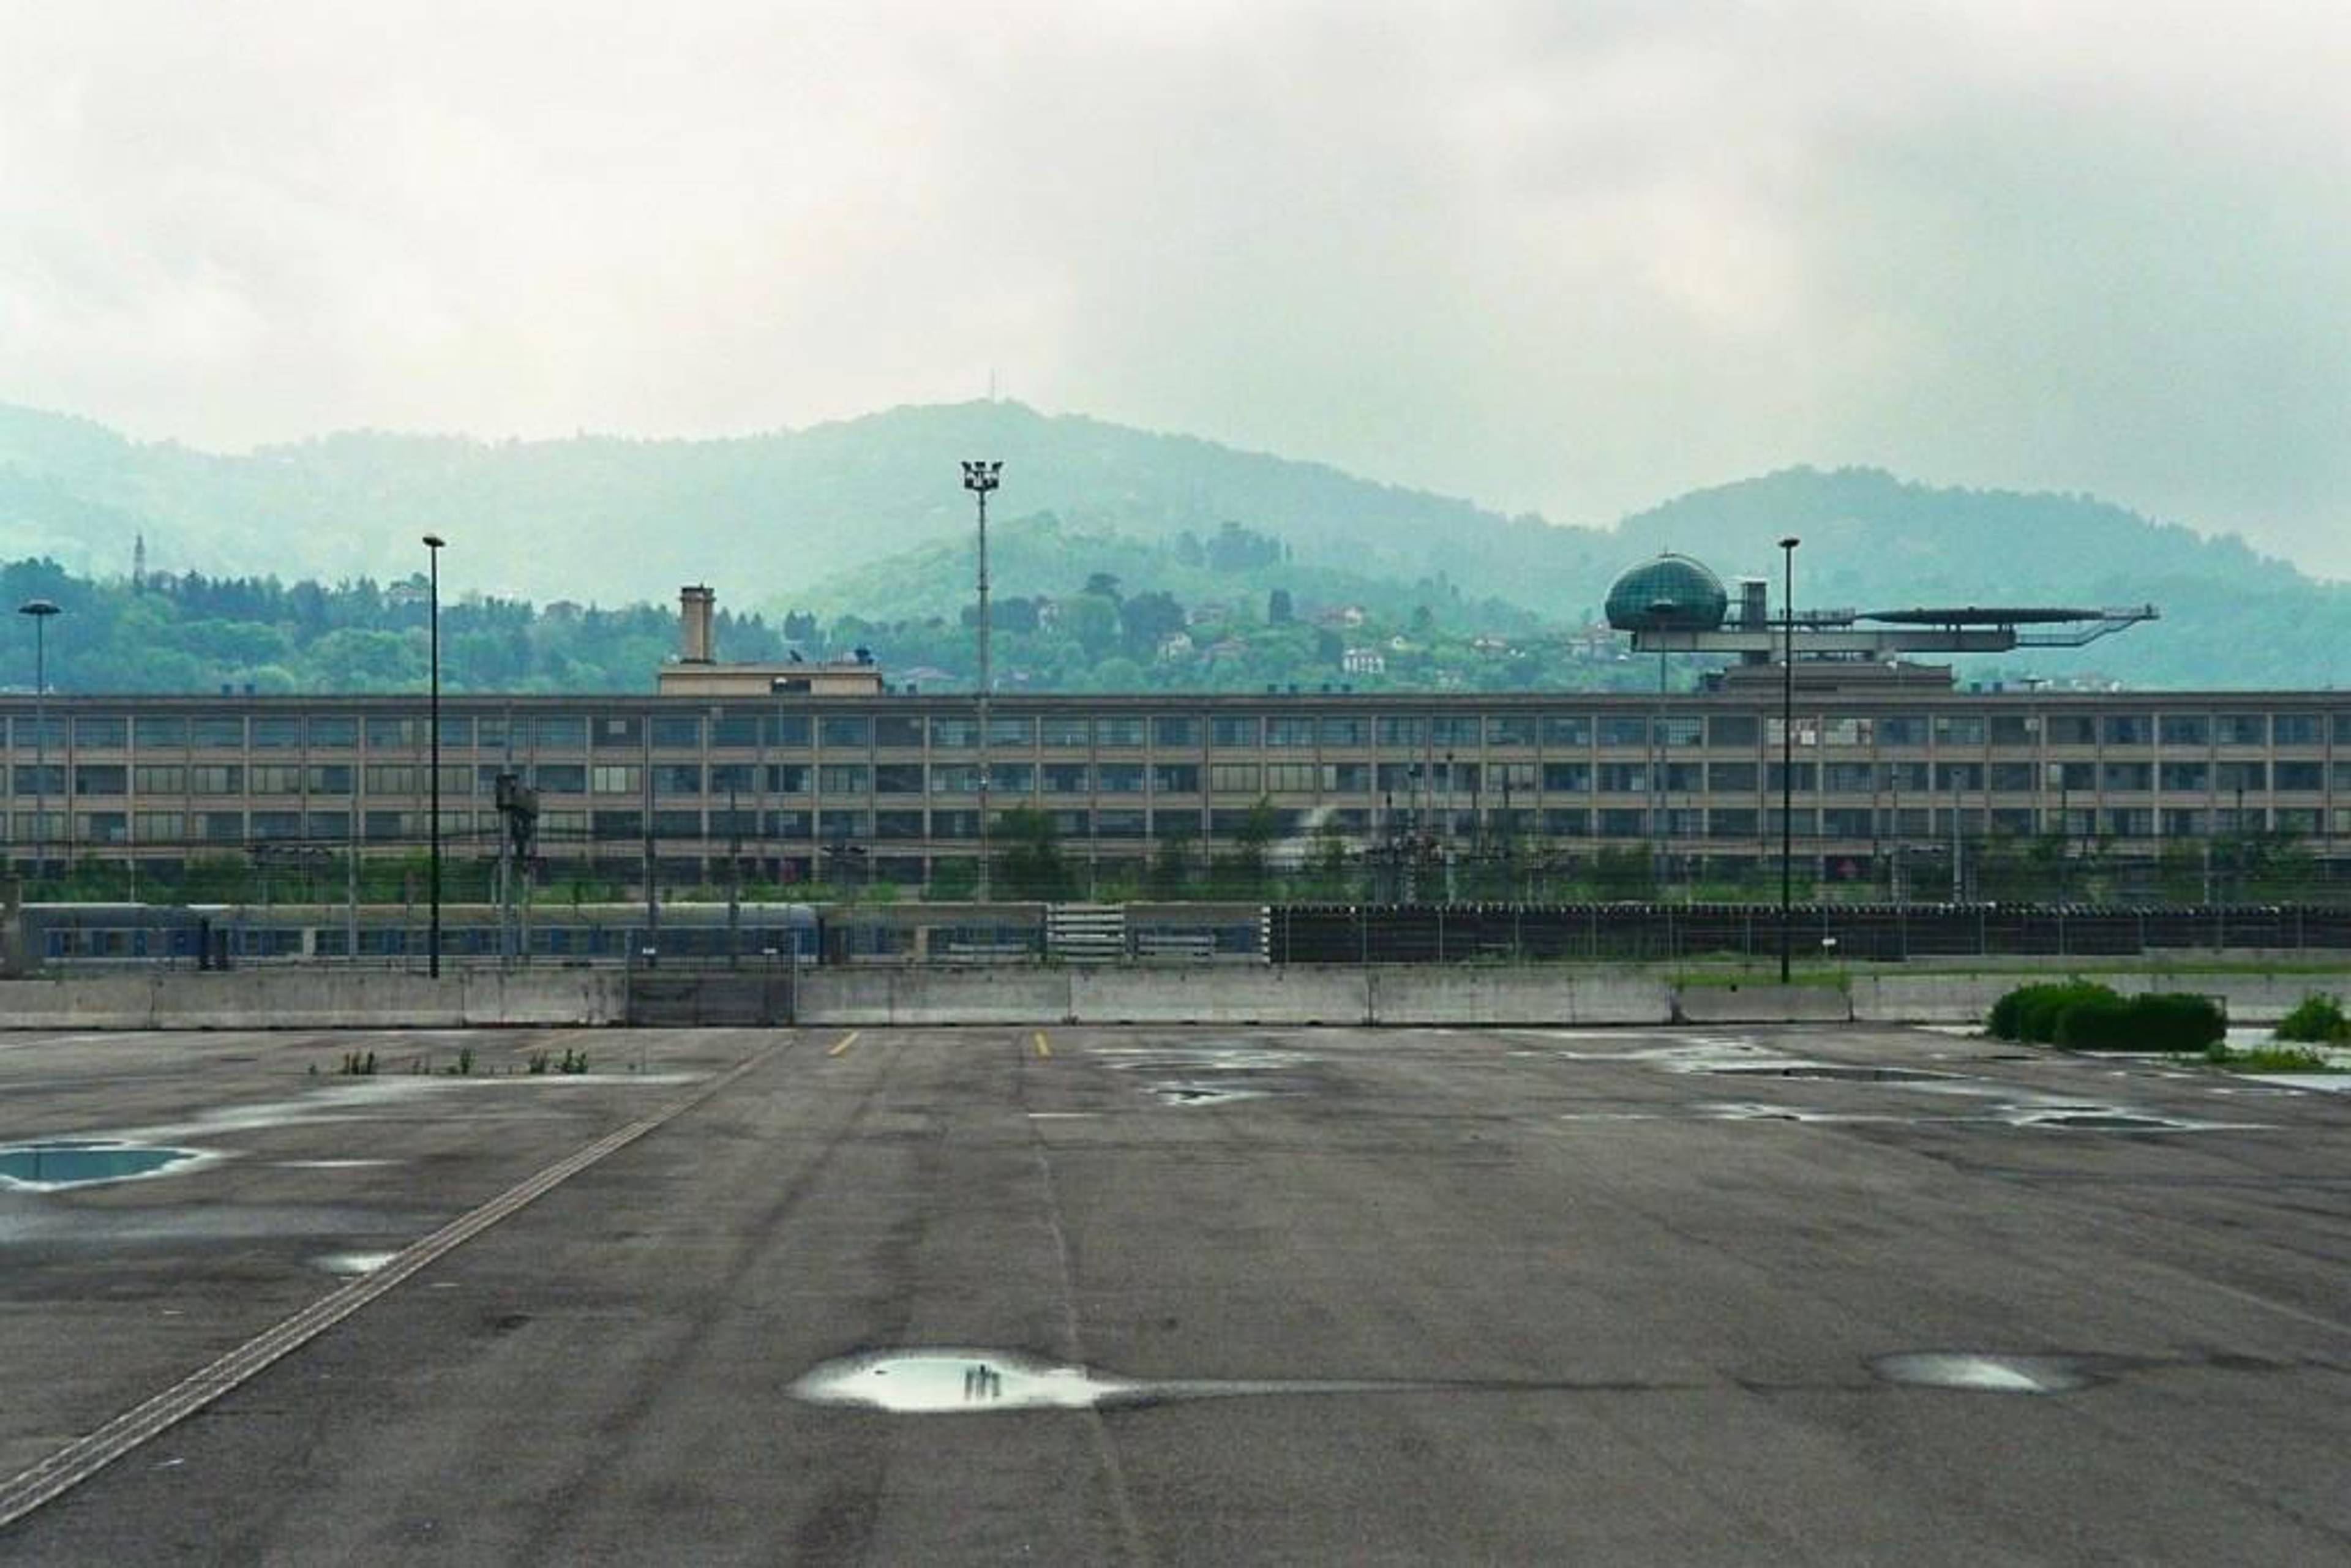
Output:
[{"xmin": 1, "ymin": 397, "xmax": 2343, "ymax": 688}]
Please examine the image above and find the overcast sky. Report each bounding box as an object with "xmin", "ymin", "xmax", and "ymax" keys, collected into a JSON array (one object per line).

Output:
[{"xmin": 3, "ymin": 1, "xmax": 2346, "ymax": 572}]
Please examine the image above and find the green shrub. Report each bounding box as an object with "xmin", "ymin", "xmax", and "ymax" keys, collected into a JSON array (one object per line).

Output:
[
  {"xmin": 2055, "ymin": 992, "xmax": 2225, "ymax": 1052},
  {"xmin": 2274, "ymin": 993, "xmax": 2350, "ymax": 1045},
  {"xmin": 1990, "ymin": 981, "xmax": 2123, "ymax": 1043}
]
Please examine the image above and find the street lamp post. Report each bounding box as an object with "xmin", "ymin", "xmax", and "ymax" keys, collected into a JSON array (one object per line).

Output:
[
  {"xmin": 961, "ymin": 461, "xmax": 1002, "ymax": 903},
  {"xmin": 1777, "ymin": 536, "xmax": 1799, "ymax": 984},
  {"xmin": 17, "ymin": 600, "xmax": 60, "ymax": 889},
  {"xmin": 422, "ymin": 534, "xmax": 445, "ymax": 978}
]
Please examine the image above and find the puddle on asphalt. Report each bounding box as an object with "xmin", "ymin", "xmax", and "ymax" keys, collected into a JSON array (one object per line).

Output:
[
  {"xmin": 1870, "ymin": 1352, "xmax": 2094, "ymax": 1394},
  {"xmin": 1151, "ymin": 1084, "xmax": 1269, "ymax": 1107},
  {"xmin": 1695, "ymin": 1097, "xmax": 2267, "ymax": 1133},
  {"xmin": 795, "ymin": 1351, "xmax": 1127, "ymax": 1412},
  {"xmin": 1093, "ymin": 1043, "xmax": 1313, "ymax": 1108},
  {"xmin": 1093, "ymin": 1044, "xmax": 1313, "ymax": 1073},
  {"xmin": 312, "ymin": 1250, "xmax": 402, "ymax": 1276},
  {"xmin": 1704, "ymin": 1065, "xmax": 1955, "ymax": 1084},
  {"xmin": 789, "ymin": 1348, "xmax": 1582, "ymax": 1415},
  {"xmin": 2012, "ymin": 1111, "xmax": 2191, "ymax": 1131},
  {"xmin": 1701, "ymin": 1103, "xmax": 1897, "ymax": 1125},
  {"xmin": 113, "ymin": 1073, "xmax": 705, "ymax": 1143},
  {"xmin": 0, "ymin": 1140, "xmax": 209, "ymax": 1191}
]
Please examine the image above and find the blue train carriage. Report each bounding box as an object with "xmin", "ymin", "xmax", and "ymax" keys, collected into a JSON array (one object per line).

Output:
[{"xmin": 13, "ymin": 901, "xmax": 822, "ymax": 969}]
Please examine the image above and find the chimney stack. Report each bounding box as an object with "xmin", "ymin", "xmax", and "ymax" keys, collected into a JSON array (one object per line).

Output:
[{"xmin": 680, "ymin": 585, "xmax": 716, "ymax": 663}]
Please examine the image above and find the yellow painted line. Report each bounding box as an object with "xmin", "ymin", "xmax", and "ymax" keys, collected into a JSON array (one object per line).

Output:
[
  {"xmin": 826, "ymin": 1031, "xmax": 861, "ymax": 1057},
  {"xmin": 1033, "ymin": 1031, "xmax": 1052, "ymax": 1059}
]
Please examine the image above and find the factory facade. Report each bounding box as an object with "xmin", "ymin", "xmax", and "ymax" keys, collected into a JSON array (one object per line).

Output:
[
  {"xmin": 4, "ymin": 569, "xmax": 2341, "ymax": 900},
  {"xmin": 3, "ymin": 677, "xmax": 2346, "ymax": 896}
]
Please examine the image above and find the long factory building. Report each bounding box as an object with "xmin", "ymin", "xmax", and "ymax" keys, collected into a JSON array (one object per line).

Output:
[{"xmin": 1, "ymin": 562, "xmax": 2344, "ymax": 894}]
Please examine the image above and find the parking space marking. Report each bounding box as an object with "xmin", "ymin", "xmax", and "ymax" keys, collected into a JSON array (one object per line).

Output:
[
  {"xmin": 826, "ymin": 1031, "xmax": 861, "ymax": 1057},
  {"xmin": 1033, "ymin": 1032, "xmax": 1052, "ymax": 1059}
]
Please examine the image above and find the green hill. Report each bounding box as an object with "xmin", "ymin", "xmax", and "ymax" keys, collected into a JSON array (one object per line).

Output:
[{"xmin": 2, "ymin": 397, "xmax": 2345, "ymax": 688}]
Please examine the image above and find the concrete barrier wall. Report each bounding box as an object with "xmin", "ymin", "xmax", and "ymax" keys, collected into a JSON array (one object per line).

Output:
[
  {"xmin": 3, "ymin": 963, "xmax": 2343, "ymax": 1030},
  {"xmin": 1675, "ymin": 985, "xmax": 1852, "ymax": 1024},
  {"xmin": 789, "ymin": 966, "xmax": 1677, "ymax": 1027},
  {"xmin": 1075, "ymin": 966, "xmax": 1369, "ymax": 1025},
  {"xmin": 0, "ymin": 970, "xmax": 625, "ymax": 1030}
]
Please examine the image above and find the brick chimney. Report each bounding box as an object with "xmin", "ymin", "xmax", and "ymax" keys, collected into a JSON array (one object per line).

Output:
[{"xmin": 679, "ymin": 585, "xmax": 717, "ymax": 663}]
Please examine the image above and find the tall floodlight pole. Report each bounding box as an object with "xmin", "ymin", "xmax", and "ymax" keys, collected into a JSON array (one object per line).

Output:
[
  {"xmin": 961, "ymin": 461, "xmax": 1002, "ymax": 903},
  {"xmin": 1777, "ymin": 537, "xmax": 1800, "ymax": 984},
  {"xmin": 17, "ymin": 600, "xmax": 60, "ymax": 888},
  {"xmin": 422, "ymin": 534, "xmax": 446, "ymax": 978}
]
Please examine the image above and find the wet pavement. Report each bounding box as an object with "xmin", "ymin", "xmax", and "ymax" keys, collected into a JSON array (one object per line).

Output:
[{"xmin": 3, "ymin": 1019, "xmax": 2351, "ymax": 1562}]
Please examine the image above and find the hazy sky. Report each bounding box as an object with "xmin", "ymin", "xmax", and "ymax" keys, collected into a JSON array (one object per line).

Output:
[{"xmin": 4, "ymin": 1, "xmax": 2347, "ymax": 572}]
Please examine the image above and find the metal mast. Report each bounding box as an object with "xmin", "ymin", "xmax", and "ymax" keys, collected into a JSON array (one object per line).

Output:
[{"xmin": 961, "ymin": 461, "xmax": 1002, "ymax": 902}]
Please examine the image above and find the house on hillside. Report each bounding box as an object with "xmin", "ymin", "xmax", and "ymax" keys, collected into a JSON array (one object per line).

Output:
[
  {"xmin": 1341, "ymin": 646, "xmax": 1386, "ymax": 675},
  {"xmin": 1156, "ymin": 631, "xmax": 1196, "ymax": 663}
]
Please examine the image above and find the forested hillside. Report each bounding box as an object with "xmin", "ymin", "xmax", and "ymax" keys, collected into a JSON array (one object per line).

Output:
[{"xmin": 3, "ymin": 398, "xmax": 2345, "ymax": 689}]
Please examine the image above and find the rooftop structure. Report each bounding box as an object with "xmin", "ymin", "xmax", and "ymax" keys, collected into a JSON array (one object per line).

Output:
[
  {"xmin": 1604, "ymin": 553, "xmax": 2156, "ymax": 673},
  {"xmin": 1603, "ymin": 554, "xmax": 1728, "ymax": 634},
  {"xmin": 652, "ymin": 585, "xmax": 885, "ymax": 698}
]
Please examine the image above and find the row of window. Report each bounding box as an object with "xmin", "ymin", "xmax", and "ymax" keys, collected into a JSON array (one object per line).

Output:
[
  {"xmin": 15, "ymin": 755, "xmax": 2346, "ymax": 801},
  {"xmin": 13, "ymin": 709, "xmax": 2351, "ymax": 755},
  {"xmin": 26, "ymin": 803, "xmax": 2347, "ymax": 848}
]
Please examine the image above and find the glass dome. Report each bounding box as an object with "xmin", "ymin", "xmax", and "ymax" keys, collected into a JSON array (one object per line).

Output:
[{"xmin": 1604, "ymin": 553, "xmax": 1728, "ymax": 632}]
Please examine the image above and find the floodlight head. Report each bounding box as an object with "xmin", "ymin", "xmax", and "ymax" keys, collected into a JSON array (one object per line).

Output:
[
  {"xmin": 16, "ymin": 599, "xmax": 59, "ymax": 618},
  {"xmin": 422, "ymin": 532, "xmax": 446, "ymax": 550},
  {"xmin": 1778, "ymin": 535, "xmax": 1799, "ymax": 550},
  {"xmin": 961, "ymin": 460, "xmax": 1003, "ymax": 493}
]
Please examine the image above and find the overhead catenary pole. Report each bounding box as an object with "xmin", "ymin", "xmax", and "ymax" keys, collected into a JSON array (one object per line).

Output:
[
  {"xmin": 420, "ymin": 536, "xmax": 444, "ymax": 978},
  {"xmin": 962, "ymin": 460, "xmax": 1002, "ymax": 902},
  {"xmin": 1778, "ymin": 536, "xmax": 1799, "ymax": 985}
]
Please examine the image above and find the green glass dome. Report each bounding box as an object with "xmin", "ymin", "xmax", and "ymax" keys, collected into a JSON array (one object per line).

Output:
[{"xmin": 1605, "ymin": 553, "xmax": 1728, "ymax": 632}]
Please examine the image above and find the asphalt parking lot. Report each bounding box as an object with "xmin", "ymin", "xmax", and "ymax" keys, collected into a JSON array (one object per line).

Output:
[{"xmin": 2, "ymin": 1019, "xmax": 2349, "ymax": 1564}]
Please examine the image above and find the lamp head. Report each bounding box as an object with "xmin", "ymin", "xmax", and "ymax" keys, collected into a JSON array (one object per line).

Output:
[
  {"xmin": 17, "ymin": 599, "xmax": 59, "ymax": 618},
  {"xmin": 422, "ymin": 532, "xmax": 446, "ymax": 550},
  {"xmin": 960, "ymin": 460, "xmax": 1003, "ymax": 493}
]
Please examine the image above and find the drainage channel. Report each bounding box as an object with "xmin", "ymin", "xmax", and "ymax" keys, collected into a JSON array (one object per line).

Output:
[{"xmin": 0, "ymin": 1036, "xmax": 793, "ymax": 1532}]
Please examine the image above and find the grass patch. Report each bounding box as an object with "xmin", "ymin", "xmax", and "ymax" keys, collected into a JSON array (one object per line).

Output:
[{"xmin": 2205, "ymin": 1041, "xmax": 2341, "ymax": 1073}]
